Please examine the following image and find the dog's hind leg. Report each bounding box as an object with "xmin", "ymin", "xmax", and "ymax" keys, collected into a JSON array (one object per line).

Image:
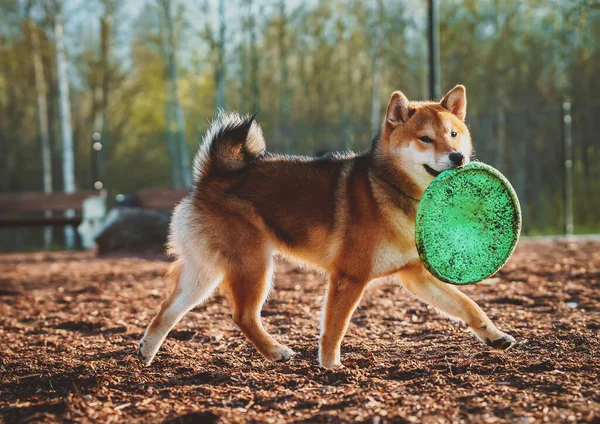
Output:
[
  {"xmin": 137, "ymin": 259, "xmax": 222, "ymax": 366},
  {"xmin": 224, "ymin": 254, "xmax": 294, "ymax": 362},
  {"xmin": 397, "ymin": 262, "xmax": 515, "ymax": 349}
]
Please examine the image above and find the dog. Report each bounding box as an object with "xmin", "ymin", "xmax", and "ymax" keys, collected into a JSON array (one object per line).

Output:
[{"xmin": 137, "ymin": 85, "xmax": 515, "ymax": 368}]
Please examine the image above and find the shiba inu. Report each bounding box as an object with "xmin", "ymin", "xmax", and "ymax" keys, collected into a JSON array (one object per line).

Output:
[{"xmin": 138, "ymin": 85, "xmax": 515, "ymax": 368}]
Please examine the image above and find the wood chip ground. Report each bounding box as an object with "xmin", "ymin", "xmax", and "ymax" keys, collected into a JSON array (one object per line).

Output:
[{"xmin": 1, "ymin": 239, "xmax": 599, "ymax": 423}]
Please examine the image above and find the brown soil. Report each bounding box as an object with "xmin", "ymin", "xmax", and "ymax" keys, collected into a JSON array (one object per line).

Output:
[{"xmin": 1, "ymin": 239, "xmax": 599, "ymax": 423}]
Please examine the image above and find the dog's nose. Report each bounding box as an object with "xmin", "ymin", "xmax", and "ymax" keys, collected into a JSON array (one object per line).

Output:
[{"xmin": 449, "ymin": 152, "xmax": 464, "ymax": 166}]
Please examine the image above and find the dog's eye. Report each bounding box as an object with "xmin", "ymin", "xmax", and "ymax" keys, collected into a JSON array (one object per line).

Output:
[
  {"xmin": 419, "ymin": 136, "xmax": 433, "ymax": 143},
  {"xmin": 450, "ymin": 131, "xmax": 458, "ymax": 138}
]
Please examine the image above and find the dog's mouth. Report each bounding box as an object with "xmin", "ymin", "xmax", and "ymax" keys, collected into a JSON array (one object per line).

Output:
[{"xmin": 423, "ymin": 165, "xmax": 442, "ymax": 177}]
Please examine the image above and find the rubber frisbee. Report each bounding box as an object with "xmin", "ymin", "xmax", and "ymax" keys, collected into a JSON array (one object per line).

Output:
[{"xmin": 415, "ymin": 162, "xmax": 521, "ymax": 285}]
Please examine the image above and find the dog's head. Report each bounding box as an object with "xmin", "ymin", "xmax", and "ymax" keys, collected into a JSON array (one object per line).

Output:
[{"xmin": 374, "ymin": 85, "xmax": 472, "ymax": 194}]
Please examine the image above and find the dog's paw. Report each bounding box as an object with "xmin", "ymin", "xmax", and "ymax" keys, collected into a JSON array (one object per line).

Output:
[
  {"xmin": 319, "ymin": 359, "xmax": 344, "ymax": 369},
  {"xmin": 137, "ymin": 339, "xmax": 154, "ymax": 366},
  {"xmin": 270, "ymin": 345, "xmax": 295, "ymax": 362},
  {"xmin": 485, "ymin": 333, "xmax": 516, "ymax": 350},
  {"xmin": 319, "ymin": 353, "xmax": 343, "ymax": 369}
]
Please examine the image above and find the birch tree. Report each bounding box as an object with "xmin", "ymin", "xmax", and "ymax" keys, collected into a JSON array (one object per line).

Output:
[
  {"xmin": 159, "ymin": 0, "xmax": 191, "ymax": 188},
  {"xmin": 370, "ymin": 0, "xmax": 384, "ymax": 137},
  {"xmin": 26, "ymin": 0, "xmax": 53, "ymax": 248},
  {"xmin": 214, "ymin": 0, "xmax": 226, "ymax": 109},
  {"xmin": 52, "ymin": 0, "xmax": 76, "ymax": 249},
  {"xmin": 160, "ymin": 28, "xmax": 181, "ymax": 190}
]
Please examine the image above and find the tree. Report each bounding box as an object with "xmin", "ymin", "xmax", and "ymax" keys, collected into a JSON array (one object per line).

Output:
[
  {"xmin": 25, "ymin": 0, "xmax": 53, "ymax": 248},
  {"xmin": 51, "ymin": 0, "xmax": 76, "ymax": 249},
  {"xmin": 202, "ymin": 0, "xmax": 227, "ymax": 112},
  {"xmin": 276, "ymin": 0, "xmax": 290, "ymax": 152},
  {"xmin": 159, "ymin": 0, "xmax": 191, "ymax": 188},
  {"xmin": 241, "ymin": 0, "xmax": 260, "ymax": 113},
  {"xmin": 1, "ymin": 0, "xmax": 599, "ymax": 241},
  {"xmin": 370, "ymin": 0, "xmax": 384, "ymax": 137},
  {"xmin": 215, "ymin": 0, "xmax": 226, "ymax": 110},
  {"xmin": 91, "ymin": 0, "xmax": 116, "ymax": 193}
]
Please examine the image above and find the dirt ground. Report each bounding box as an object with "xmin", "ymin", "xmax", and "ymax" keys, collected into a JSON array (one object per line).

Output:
[{"xmin": 0, "ymin": 239, "xmax": 599, "ymax": 423}]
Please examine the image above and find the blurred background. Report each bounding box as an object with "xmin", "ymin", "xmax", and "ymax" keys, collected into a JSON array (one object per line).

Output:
[{"xmin": 0, "ymin": 0, "xmax": 599, "ymax": 251}]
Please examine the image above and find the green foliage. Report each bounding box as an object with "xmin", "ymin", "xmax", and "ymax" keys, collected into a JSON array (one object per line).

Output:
[{"xmin": 0, "ymin": 0, "xmax": 599, "ymax": 235}]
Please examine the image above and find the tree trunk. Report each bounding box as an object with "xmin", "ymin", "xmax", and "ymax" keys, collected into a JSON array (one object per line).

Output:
[
  {"xmin": 162, "ymin": 48, "xmax": 181, "ymax": 189},
  {"xmin": 494, "ymin": 0, "xmax": 507, "ymax": 173},
  {"xmin": 277, "ymin": 0, "xmax": 290, "ymax": 153},
  {"xmin": 496, "ymin": 107, "xmax": 506, "ymax": 171},
  {"xmin": 340, "ymin": 11, "xmax": 353, "ymax": 150},
  {"xmin": 172, "ymin": 66, "xmax": 190, "ymax": 189},
  {"xmin": 27, "ymin": 3, "xmax": 54, "ymax": 249},
  {"xmin": 250, "ymin": 1, "xmax": 260, "ymax": 113},
  {"xmin": 162, "ymin": 0, "xmax": 191, "ymax": 188},
  {"xmin": 244, "ymin": 0, "xmax": 259, "ymax": 113},
  {"xmin": 54, "ymin": 5, "xmax": 76, "ymax": 249},
  {"xmin": 159, "ymin": 0, "xmax": 181, "ymax": 189},
  {"xmin": 370, "ymin": 0, "xmax": 384, "ymax": 137},
  {"xmin": 427, "ymin": 0, "xmax": 441, "ymax": 100},
  {"xmin": 43, "ymin": 0, "xmax": 59, "ymax": 187},
  {"xmin": 214, "ymin": 0, "xmax": 226, "ymax": 110},
  {"xmin": 0, "ymin": 38, "xmax": 8, "ymax": 192},
  {"xmin": 91, "ymin": 0, "xmax": 111, "ymax": 193}
]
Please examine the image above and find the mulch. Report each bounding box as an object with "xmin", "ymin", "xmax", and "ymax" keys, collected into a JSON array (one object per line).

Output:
[{"xmin": 0, "ymin": 239, "xmax": 599, "ymax": 423}]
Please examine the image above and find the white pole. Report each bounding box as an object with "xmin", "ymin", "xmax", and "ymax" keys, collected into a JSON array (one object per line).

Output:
[
  {"xmin": 54, "ymin": 8, "xmax": 76, "ymax": 249},
  {"xmin": 562, "ymin": 100, "xmax": 574, "ymax": 237}
]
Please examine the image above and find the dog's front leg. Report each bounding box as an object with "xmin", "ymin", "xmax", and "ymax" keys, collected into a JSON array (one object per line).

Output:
[
  {"xmin": 319, "ymin": 275, "xmax": 368, "ymax": 368},
  {"xmin": 397, "ymin": 262, "xmax": 515, "ymax": 349}
]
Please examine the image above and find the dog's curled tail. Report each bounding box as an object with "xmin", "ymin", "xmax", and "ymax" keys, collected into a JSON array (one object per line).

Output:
[{"xmin": 193, "ymin": 111, "xmax": 265, "ymax": 181}]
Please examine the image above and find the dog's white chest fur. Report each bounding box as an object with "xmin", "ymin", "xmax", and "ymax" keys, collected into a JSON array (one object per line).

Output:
[{"xmin": 370, "ymin": 208, "xmax": 419, "ymax": 278}]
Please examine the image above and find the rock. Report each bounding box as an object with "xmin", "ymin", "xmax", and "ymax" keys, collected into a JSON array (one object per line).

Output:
[{"xmin": 95, "ymin": 207, "xmax": 170, "ymax": 255}]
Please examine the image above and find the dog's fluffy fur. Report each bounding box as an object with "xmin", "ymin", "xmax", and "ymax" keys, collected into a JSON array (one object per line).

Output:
[{"xmin": 138, "ymin": 86, "xmax": 515, "ymax": 368}]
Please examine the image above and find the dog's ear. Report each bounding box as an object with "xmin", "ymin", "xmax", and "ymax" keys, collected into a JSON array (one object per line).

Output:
[
  {"xmin": 441, "ymin": 85, "xmax": 467, "ymax": 121},
  {"xmin": 386, "ymin": 91, "xmax": 412, "ymax": 128}
]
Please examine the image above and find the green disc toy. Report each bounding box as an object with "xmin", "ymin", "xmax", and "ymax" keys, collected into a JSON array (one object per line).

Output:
[{"xmin": 415, "ymin": 162, "xmax": 521, "ymax": 285}]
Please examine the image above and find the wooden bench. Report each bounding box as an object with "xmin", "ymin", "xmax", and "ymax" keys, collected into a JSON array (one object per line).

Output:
[
  {"xmin": 135, "ymin": 188, "xmax": 188, "ymax": 210},
  {"xmin": 0, "ymin": 189, "xmax": 186, "ymax": 250},
  {"xmin": 0, "ymin": 191, "xmax": 105, "ymax": 226},
  {"xmin": 0, "ymin": 191, "xmax": 107, "ymax": 248}
]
